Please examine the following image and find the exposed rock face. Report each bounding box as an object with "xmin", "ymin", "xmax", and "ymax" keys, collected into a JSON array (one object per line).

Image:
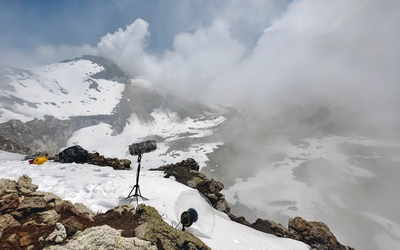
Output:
[
  {"xmin": 0, "ymin": 176, "xmax": 210, "ymax": 250},
  {"xmin": 150, "ymin": 158, "xmax": 355, "ymax": 250},
  {"xmin": 287, "ymin": 217, "xmax": 355, "ymax": 250},
  {"xmin": 150, "ymin": 158, "xmax": 230, "ymax": 214},
  {"xmin": 0, "ymin": 116, "xmax": 74, "ymax": 155},
  {"xmin": 44, "ymin": 225, "xmax": 156, "ymax": 250},
  {"xmin": 0, "ymin": 115, "xmax": 115, "ymax": 156},
  {"xmin": 134, "ymin": 204, "xmax": 210, "ymax": 250}
]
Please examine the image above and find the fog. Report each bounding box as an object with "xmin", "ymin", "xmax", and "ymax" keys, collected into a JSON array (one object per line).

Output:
[
  {"xmin": 95, "ymin": 1, "xmax": 400, "ymax": 249},
  {"xmin": 2, "ymin": 0, "xmax": 400, "ymax": 249},
  {"xmin": 93, "ymin": 0, "xmax": 400, "ymax": 139}
]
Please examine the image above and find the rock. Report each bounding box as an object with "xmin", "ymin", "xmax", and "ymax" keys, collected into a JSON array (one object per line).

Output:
[
  {"xmin": 87, "ymin": 152, "xmax": 129, "ymax": 170},
  {"xmin": 288, "ymin": 217, "xmax": 355, "ymax": 250},
  {"xmin": 73, "ymin": 202, "xmax": 95, "ymax": 218},
  {"xmin": 19, "ymin": 232, "xmax": 35, "ymax": 246},
  {"xmin": 0, "ymin": 214, "xmax": 21, "ymax": 229},
  {"xmin": 7, "ymin": 233, "xmax": 19, "ymax": 245},
  {"xmin": 17, "ymin": 196, "xmax": 47, "ymax": 214},
  {"xmin": 110, "ymin": 204, "xmax": 135, "ymax": 215},
  {"xmin": 0, "ymin": 179, "xmax": 17, "ymax": 197},
  {"xmin": 37, "ymin": 210, "xmax": 60, "ymax": 225},
  {"xmin": 0, "ymin": 194, "xmax": 20, "ymax": 213},
  {"xmin": 31, "ymin": 191, "xmax": 61, "ymax": 203},
  {"xmin": 134, "ymin": 204, "xmax": 210, "ymax": 250},
  {"xmin": 51, "ymin": 147, "xmax": 132, "ymax": 170},
  {"xmin": 16, "ymin": 175, "xmax": 38, "ymax": 195},
  {"xmin": 62, "ymin": 216, "xmax": 84, "ymax": 237},
  {"xmin": 46, "ymin": 222, "xmax": 67, "ymax": 243},
  {"xmin": 54, "ymin": 200, "xmax": 94, "ymax": 222},
  {"xmin": 43, "ymin": 225, "xmax": 156, "ymax": 250},
  {"xmin": 252, "ymin": 218, "xmax": 288, "ymax": 237},
  {"xmin": 121, "ymin": 159, "xmax": 132, "ymax": 168},
  {"xmin": 150, "ymin": 158, "xmax": 230, "ymax": 214},
  {"xmin": 0, "ymin": 115, "xmax": 75, "ymax": 155}
]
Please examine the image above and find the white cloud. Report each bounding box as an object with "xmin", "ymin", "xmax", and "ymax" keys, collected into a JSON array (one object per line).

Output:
[
  {"xmin": 97, "ymin": 19, "xmax": 160, "ymax": 77},
  {"xmin": 2, "ymin": 0, "xmax": 399, "ymax": 134}
]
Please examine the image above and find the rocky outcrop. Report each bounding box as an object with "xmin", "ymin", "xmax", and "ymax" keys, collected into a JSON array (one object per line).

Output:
[
  {"xmin": 0, "ymin": 116, "xmax": 74, "ymax": 155},
  {"xmin": 0, "ymin": 176, "xmax": 210, "ymax": 250},
  {"xmin": 287, "ymin": 217, "xmax": 355, "ymax": 250},
  {"xmin": 150, "ymin": 158, "xmax": 355, "ymax": 250},
  {"xmin": 44, "ymin": 225, "xmax": 156, "ymax": 250},
  {"xmin": 134, "ymin": 204, "xmax": 210, "ymax": 250},
  {"xmin": 49, "ymin": 145, "xmax": 132, "ymax": 170},
  {"xmin": 150, "ymin": 158, "xmax": 230, "ymax": 214}
]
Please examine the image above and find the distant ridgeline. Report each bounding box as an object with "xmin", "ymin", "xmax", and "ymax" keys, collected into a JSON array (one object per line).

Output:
[{"xmin": 0, "ymin": 55, "xmax": 219, "ymax": 155}]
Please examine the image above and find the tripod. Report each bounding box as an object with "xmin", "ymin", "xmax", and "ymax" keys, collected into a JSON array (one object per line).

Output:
[{"xmin": 126, "ymin": 154, "xmax": 148, "ymax": 204}]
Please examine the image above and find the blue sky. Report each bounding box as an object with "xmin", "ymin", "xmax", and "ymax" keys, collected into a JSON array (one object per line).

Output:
[
  {"xmin": 0, "ymin": 0, "xmax": 289, "ymax": 65},
  {"xmin": 0, "ymin": 0, "xmax": 206, "ymax": 53},
  {"xmin": 1, "ymin": 0, "xmax": 399, "ymax": 129}
]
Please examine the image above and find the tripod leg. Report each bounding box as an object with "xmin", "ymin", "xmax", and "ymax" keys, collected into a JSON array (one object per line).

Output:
[{"xmin": 126, "ymin": 154, "xmax": 148, "ymax": 202}]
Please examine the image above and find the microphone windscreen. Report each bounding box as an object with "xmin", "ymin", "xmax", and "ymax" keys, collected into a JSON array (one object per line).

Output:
[{"xmin": 129, "ymin": 140, "xmax": 157, "ymax": 155}]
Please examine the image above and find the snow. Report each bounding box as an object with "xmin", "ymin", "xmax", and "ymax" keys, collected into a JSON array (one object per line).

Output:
[
  {"xmin": 65, "ymin": 109, "xmax": 226, "ymax": 169},
  {"xmin": 0, "ymin": 153, "xmax": 309, "ymax": 250},
  {"xmin": 0, "ymin": 59, "xmax": 125, "ymax": 122}
]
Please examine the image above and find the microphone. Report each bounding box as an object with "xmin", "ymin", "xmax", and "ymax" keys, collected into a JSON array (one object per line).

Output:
[
  {"xmin": 180, "ymin": 208, "xmax": 198, "ymax": 231},
  {"xmin": 129, "ymin": 140, "xmax": 157, "ymax": 156}
]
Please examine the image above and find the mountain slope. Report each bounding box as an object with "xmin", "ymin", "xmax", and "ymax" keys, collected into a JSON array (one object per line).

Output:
[
  {"xmin": 0, "ymin": 57, "xmax": 126, "ymax": 122},
  {"xmin": 1, "ymin": 56, "xmax": 398, "ymax": 250}
]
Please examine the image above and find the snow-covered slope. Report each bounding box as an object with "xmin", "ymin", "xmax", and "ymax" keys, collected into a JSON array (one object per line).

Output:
[
  {"xmin": 0, "ymin": 57, "xmax": 125, "ymax": 122},
  {"xmin": 1, "ymin": 56, "xmax": 399, "ymax": 250},
  {"xmin": 66, "ymin": 108, "xmax": 226, "ymax": 168},
  {"xmin": 0, "ymin": 153, "xmax": 310, "ymax": 250}
]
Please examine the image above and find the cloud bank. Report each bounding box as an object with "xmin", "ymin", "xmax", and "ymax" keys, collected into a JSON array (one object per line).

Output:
[
  {"xmin": 97, "ymin": 0, "xmax": 400, "ymax": 138},
  {"xmin": 2, "ymin": 0, "xmax": 399, "ymax": 137}
]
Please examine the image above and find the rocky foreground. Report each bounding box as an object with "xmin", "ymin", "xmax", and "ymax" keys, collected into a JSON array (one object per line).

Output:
[
  {"xmin": 0, "ymin": 158, "xmax": 355, "ymax": 250},
  {"xmin": 0, "ymin": 175, "xmax": 209, "ymax": 250}
]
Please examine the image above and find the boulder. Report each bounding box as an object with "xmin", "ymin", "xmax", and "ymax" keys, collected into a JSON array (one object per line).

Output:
[
  {"xmin": 88, "ymin": 152, "xmax": 131, "ymax": 170},
  {"xmin": 0, "ymin": 179, "xmax": 17, "ymax": 197},
  {"xmin": 61, "ymin": 216, "xmax": 84, "ymax": 237},
  {"xmin": 45, "ymin": 222, "xmax": 67, "ymax": 243},
  {"xmin": 0, "ymin": 194, "xmax": 20, "ymax": 213},
  {"xmin": 17, "ymin": 196, "xmax": 47, "ymax": 214},
  {"xmin": 0, "ymin": 214, "xmax": 21, "ymax": 229},
  {"xmin": 36, "ymin": 210, "xmax": 60, "ymax": 226},
  {"xmin": 134, "ymin": 204, "xmax": 210, "ymax": 250},
  {"xmin": 251, "ymin": 218, "xmax": 288, "ymax": 237},
  {"xmin": 43, "ymin": 225, "xmax": 156, "ymax": 250},
  {"xmin": 288, "ymin": 217, "xmax": 355, "ymax": 250},
  {"xmin": 150, "ymin": 158, "xmax": 230, "ymax": 214},
  {"xmin": 54, "ymin": 200, "xmax": 95, "ymax": 222},
  {"xmin": 17, "ymin": 175, "xmax": 38, "ymax": 195},
  {"xmin": 51, "ymin": 146, "xmax": 131, "ymax": 170}
]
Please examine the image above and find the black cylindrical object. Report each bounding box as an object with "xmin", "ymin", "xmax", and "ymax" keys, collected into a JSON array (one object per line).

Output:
[
  {"xmin": 181, "ymin": 208, "xmax": 198, "ymax": 228},
  {"xmin": 129, "ymin": 140, "xmax": 157, "ymax": 155}
]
